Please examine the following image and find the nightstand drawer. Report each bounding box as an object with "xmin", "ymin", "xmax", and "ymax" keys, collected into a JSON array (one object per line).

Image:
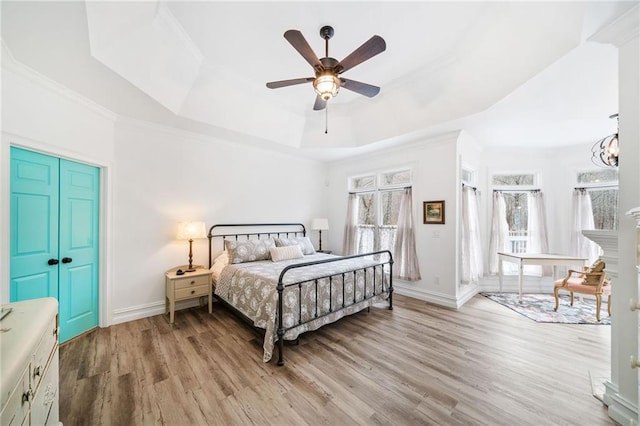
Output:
[
  {"xmin": 174, "ymin": 274, "xmax": 210, "ymax": 290},
  {"xmin": 175, "ymin": 284, "xmax": 210, "ymax": 300}
]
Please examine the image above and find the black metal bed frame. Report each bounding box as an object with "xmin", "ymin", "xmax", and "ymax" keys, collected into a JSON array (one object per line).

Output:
[{"xmin": 208, "ymin": 223, "xmax": 394, "ymax": 366}]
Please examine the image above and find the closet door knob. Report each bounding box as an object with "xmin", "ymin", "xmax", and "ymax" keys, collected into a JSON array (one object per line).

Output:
[
  {"xmin": 48, "ymin": 259, "xmax": 59, "ymax": 265},
  {"xmin": 62, "ymin": 257, "xmax": 73, "ymax": 264},
  {"xmin": 630, "ymin": 298, "xmax": 640, "ymax": 311}
]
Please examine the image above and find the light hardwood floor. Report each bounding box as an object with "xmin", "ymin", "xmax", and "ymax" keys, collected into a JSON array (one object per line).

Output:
[{"xmin": 59, "ymin": 294, "xmax": 614, "ymax": 425}]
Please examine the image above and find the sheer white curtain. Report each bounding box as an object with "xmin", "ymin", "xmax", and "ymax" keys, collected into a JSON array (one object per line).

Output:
[
  {"xmin": 489, "ymin": 191, "xmax": 510, "ymax": 275},
  {"xmin": 393, "ymin": 188, "xmax": 421, "ymax": 281},
  {"xmin": 342, "ymin": 193, "xmax": 358, "ymax": 255},
  {"xmin": 461, "ymin": 186, "xmax": 484, "ymax": 282},
  {"xmin": 526, "ymin": 191, "xmax": 550, "ymax": 275},
  {"xmin": 571, "ymin": 189, "xmax": 600, "ymax": 265}
]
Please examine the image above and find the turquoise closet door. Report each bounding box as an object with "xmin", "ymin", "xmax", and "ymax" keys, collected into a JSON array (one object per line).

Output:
[
  {"xmin": 10, "ymin": 147, "xmax": 100, "ymax": 342},
  {"xmin": 10, "ymin": 147, "xmax": 60, "ymax": 301},
  {"xmin": 58, "ymin": 159, "xmax": 100, "ymax": 341}
]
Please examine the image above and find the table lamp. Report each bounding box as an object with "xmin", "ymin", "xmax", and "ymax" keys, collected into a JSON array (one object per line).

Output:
[
  {"xmin": 311, "ymin": 218, "xmax": 329, "ymax": 251},
  {"xmin": 176, "ymin": 221, "xmax": 206, "ymax": 272}
]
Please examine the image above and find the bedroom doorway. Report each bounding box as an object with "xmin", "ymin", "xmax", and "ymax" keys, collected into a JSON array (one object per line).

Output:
[{"xmin": 10, "ymin": 146, "xmax": 100, "ymax": 342}]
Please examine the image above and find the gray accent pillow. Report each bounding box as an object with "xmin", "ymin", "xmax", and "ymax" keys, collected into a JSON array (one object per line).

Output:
[
  {"xmin": 225, "ymin": 238, "xmax": 276, "ymax": 264},
  {"xmin": 275, "ymin": 236, "xmax": 316, "ymax": 255}
]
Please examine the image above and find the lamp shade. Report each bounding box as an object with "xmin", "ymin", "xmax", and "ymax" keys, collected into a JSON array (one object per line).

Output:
[
  {"xmin": 176, "ymin": 221, "xmax": 206, "ymax": 240},
  {"xmin": 311, "ymin": 218, "xmax": 329, "ymax": 231}
]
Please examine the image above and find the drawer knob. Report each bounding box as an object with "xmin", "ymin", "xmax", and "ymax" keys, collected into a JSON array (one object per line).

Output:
[
  {"xmin": 191, "ymin": 280, "xmax": 196, "ymax": 285},
  {"xmin": 191, "ymin": 290, "xmax": 195, "ymax": 294},
  {"xmin": 22, "ymin": 388, "xmax": 34, "ymax": 403}
]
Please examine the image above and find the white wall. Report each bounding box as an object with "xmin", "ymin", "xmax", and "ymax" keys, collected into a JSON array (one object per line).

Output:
[
  {"xmin": 111, "ymin": 120, "xmax": 328, "ymax": 322},
  {"xmin": 326, "ymin": 132, "xmax": 460, "ymax": 307}
]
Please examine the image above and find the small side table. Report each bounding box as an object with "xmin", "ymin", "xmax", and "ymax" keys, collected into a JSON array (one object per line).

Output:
[{"xmin": 165, "ymin": 266, "xmax": 212, "ymax": 324}]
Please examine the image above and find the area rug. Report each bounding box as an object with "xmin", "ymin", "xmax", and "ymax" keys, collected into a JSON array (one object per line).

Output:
[{"xmin": 481, "ymin": 292, "xmax": 610, "ymax": 325}]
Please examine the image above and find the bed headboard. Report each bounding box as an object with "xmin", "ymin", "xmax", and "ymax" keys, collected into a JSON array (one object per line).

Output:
[{"xmin": 207, "ymin": 223, "xmax": 307, "ymax": 267}]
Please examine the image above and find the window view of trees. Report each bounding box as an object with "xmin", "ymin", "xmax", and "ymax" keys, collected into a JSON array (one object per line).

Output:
[
  {"xmin": 351, "ymin": 170, "xmax": 411, "ymax": 254},
  {"xmin": 589, "ymin": 189, "xmax": 618, "ymax": 230},
  {"xmin": 493, "ymin": 174, "xmax": 536, "ymax": 253},
  {"xmin": 578, "ymin": 169, "xmax": 618, "ymax": 230}
]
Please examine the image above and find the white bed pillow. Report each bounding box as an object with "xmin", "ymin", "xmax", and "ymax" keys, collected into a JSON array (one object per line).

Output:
[
  {"xmin": 270, "ymin": 245, "xmax": 304, "ymax": 262},
  {"xmin": 275, "ymin": 236, "xmax": 316, "ymax": 255},
  {"xmin": 209, "ymin": 252, "xmax": 229, "ymax": 283}
]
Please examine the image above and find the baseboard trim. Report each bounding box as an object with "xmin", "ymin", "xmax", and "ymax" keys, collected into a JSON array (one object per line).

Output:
[
  {"xmin": 394, "ymin": 285, "xmax": 459, "ymax": 309},
  {"xmin": 604, "ymin": 381, "xmax": 638, "ymax": 425},
  {"xmin": 112, "ymin": 298, "xmax": 204, "ymax": 325}
]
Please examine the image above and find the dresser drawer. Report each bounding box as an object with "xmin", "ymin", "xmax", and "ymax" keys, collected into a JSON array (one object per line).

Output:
[
  {"xmin": 0, "ymin": 364, "xmax": 29, "ymax": 426},
  {"xmin": 32, "ymin": 316, "xmax": 57, "ymax": 392},
  {"xmin": 175, "ymin": 284, "xmax": 210, "ymax": 300},
  {"xmin": 174, "ymin": 274, "xmax": 210, "ymax": 290}
]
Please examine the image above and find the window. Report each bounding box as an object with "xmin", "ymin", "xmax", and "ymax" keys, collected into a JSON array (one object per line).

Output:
[
  {"xmin": 350, "ymin": 169, "xmax": 411, "ymax": 254},
  {"xmin": 492, "ymin": 173, "xmax": 537, "ymax": 253},
  {"xmin": 576, "ymin": 169, "xmax": 618, "ymax": 230}
]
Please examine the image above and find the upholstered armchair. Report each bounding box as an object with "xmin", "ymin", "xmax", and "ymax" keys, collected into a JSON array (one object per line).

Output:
[{"xmin": 553, "ymin": 260, "xmax": 611, "ymax": 321}]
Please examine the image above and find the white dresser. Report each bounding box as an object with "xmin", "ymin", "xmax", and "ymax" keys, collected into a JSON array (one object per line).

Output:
[{"xmin": 1, "ymin": 298, "xmax": 60, "ymax": 426}]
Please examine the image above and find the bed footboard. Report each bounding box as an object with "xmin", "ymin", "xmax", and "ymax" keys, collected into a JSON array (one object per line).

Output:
[{"xmin": 275, "ymin": 250, "xmax": 393, "ymax": 366}]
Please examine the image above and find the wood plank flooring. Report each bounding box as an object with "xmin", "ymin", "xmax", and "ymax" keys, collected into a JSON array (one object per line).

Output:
[{"xmin": 59, "ymin": 294, "xmax": 614, "ymax": 425}]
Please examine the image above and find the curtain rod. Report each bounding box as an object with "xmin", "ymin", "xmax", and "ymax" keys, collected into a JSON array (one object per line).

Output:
[
  {"xmin": 349, "ymin": 185, "xmax": 412, "ymax": 195},
  {"xmin": 462, "ymin": 183, "xmax": 477, "ymax": 191},
  {"xmin": 574, "ymin": 185, "xmax": 618, "ymax": 191},
  {"xmin": 493, "ymin": 189, "xmax": 540, "ymax": 193}
]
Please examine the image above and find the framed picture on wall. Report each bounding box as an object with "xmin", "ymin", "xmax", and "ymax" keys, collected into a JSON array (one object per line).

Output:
[{"xmin": 423, "ymin": 200, "xmax": 445, "ymax": 224}]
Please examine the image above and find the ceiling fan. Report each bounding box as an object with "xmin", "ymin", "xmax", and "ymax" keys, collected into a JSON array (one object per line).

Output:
[{"xmin": 266, "ymin": 25, "xmax": 386, "ymax": 111}]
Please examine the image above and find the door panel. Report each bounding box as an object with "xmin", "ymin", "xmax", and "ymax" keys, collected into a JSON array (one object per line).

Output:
[
  {"xmin": 58, "ymin": 159, "xmax": 99, "ymax": 342},
  {"xmin": 10, "ymin": 147, "xmax": 59, "ymax": 301}
]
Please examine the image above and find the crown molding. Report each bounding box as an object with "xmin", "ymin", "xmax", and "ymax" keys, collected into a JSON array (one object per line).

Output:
[
  {"xmin": 1, "ymin": 41, "xmax": 118, "ymax": 122},
  {"xmin": 589, "ymin": 5, "xmax": 640, "ymax": 47}
]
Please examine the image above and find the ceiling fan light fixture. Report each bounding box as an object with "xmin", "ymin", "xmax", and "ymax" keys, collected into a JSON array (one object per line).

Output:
[{"xmin": 313, "ymin": 73, "xmax": 340, "ymax": 101}]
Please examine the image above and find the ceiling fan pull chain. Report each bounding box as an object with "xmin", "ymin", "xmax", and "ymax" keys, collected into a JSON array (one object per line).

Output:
[{"xmin": 325, "ymin": 105, "xmax": 329, "ymax": 134}]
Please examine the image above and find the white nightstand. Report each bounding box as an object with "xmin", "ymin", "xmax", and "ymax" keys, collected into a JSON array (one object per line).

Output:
[{"xmin": 165, "ymin": 266, "xmax": 212, "ymax": 324}]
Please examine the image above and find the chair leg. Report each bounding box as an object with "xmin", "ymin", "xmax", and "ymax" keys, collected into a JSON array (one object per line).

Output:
[
  {"xmin": 607, "ymin": 294, "xmax": 611, "ymax": 316},
  {"xmin": 569, "ymin": 292, "xmax": 574, "ymax": 306},
  {"xmin": 596, "ymin": 295, "xmax": 601, "ymax": 322},
  {"xmin": 554, "ymin": 287, "xmax": 560, "ymax": 312}
]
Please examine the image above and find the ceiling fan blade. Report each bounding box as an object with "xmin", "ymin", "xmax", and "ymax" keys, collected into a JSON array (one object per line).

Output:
[
  {"xmin": 341, "ymin": 79, "xmax": 380, "ymax": 98},
  {"xmin": 284, "ymin": 30, "xmax": 322, "ymax": 70},
  {"xmin": 313, "ymin": 95, "xmax": 327, "ymax": 111},
  {"xmin": 266, "ymin": 77, "xmax": 314, "ymax": 89},
  {"xmin": 336, "ymin": 35, "xmax": 386, "ymax": 74}
]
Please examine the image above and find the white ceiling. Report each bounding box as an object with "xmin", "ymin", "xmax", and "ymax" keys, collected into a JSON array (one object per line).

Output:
[{"xmin": 1, "ymin": 1, "xmax": 634, "ymax": 161}]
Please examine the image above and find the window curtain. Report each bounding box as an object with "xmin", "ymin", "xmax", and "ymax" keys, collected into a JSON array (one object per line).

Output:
[
  {"xmin": 526, "ymin": 191, "xmax": 550, "ymax": 275},
  {"xmin": 571, "ymin": 189, "xmax": 600, "ymax": 265},
  {"xmin": 342, "ymin": 193, "xmax": 358, "ymax": 255},
  {"xmin": 392, "ymin": 188, "xmax": 421, "ymax": 281},
  {"xmin": 488, "ymin": 191, "xmax": 509, "ymax": 275},
  {"xmin": 461, "ymin": 186, "xmax": 484, "ymax": 282}
]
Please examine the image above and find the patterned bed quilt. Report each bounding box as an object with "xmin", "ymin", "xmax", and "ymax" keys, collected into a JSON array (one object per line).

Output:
[{"xmin": 215, "ymin": 253, "xmax": 390, "ymax": 362}]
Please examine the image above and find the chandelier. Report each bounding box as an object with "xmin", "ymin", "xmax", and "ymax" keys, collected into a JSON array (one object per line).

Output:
[{"xmin": 591, "ymin": 114, "xmax": 619, "ymax": 168}]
